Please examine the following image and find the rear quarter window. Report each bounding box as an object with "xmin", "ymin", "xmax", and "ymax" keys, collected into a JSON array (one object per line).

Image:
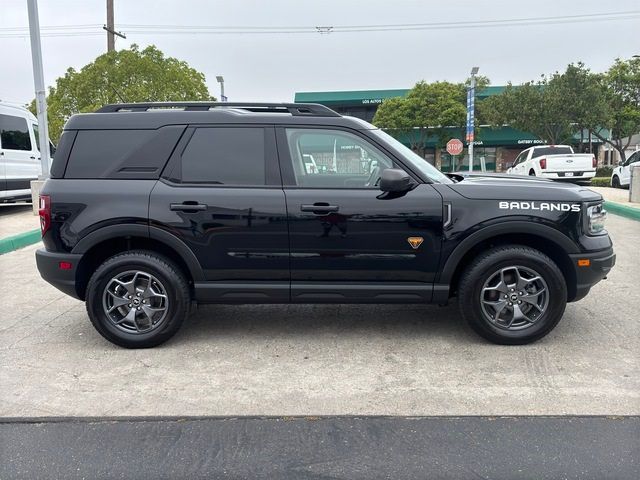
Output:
[{"xmin": 64, "ymin": 126, "xmax": 185, "ymax": 179}]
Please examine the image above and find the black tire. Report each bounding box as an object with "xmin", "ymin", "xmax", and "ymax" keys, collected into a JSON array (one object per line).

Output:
[
  {"xmin": 458, "ymin": 245, "xmax": 567, "ymax": 345},
  {"xmin": 86, "ymin": 250, "xmax": 190, "ymax": 348},
  {"xmin": 612, "ymin": 175, "xmax": 620, "ymax": 188},
  {"xmin": 529, "ymin": 169, "xmax": 536, "ymax": 176}
]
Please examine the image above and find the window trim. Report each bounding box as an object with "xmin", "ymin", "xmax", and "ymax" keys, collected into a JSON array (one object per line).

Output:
[
  {"xmin": 162, "ymin": 124, "xmax": 282, "ymax": 188},
  {"xmin": 275, "ymin": 125, "xmax": 421, "ymax": 189}
]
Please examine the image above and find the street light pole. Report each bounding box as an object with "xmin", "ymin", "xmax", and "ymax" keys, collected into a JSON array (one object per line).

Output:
[
  {"xmin": 27, "ymin": 0, "xmax": 49, "ymax": 179},
  {"xmin": 467, "ymin": 66, "xmax": 479, "ymax": 173},
  {"xmin": 216, "ymin": 75, "xmax": 226, "ymax": 102}
]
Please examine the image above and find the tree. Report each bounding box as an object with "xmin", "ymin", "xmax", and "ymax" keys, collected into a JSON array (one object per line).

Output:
[
  {"xmin": 32, "ymin": 45, "xmax": 212, "ymax": 142},
  {"xmin": 373, "ymin": 81, "xmax": 467, "ymax": 155},
  {"xmin": 481, "ymin": 76, "xmax": 575, "ymax": 144},
  {"xmin": 583, "ymin": 58, "xmax": 640, "ymax": 163}
]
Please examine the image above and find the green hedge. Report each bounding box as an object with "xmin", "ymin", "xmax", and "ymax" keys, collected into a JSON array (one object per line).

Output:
[
  {"xmin": 590, "ymin": 177, "xmax": 611, "ymax": 187},
  {"xmin": 596, "ymin": 167, "xmax": 613, "ymax": 177}
]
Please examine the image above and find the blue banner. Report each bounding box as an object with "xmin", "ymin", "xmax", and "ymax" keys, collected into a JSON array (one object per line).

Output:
[{"xmin": 466, "ymin": 86, "xmax": 475, "ymax": 143}]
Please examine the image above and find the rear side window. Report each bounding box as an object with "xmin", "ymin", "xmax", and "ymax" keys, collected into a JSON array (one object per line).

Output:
[
  {"xmin": 180, "ymin": 127, "xmax": 265, "ymax": 185},
  {"xmin": 64, "ymin": 126, "xmax": 184, "ymax": 179},
  {"xmin": 0, "ymin": 114, "xmax": 32, "ymax": 151},
  {"xmin": 532, "ymin": 146, "xmax": 573, "ymax": 157}
]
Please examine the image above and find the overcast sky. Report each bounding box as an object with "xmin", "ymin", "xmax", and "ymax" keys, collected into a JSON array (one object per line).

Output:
[{"xmin": 2, "ymin": 0, "xmax": 639, "ymax": 105}]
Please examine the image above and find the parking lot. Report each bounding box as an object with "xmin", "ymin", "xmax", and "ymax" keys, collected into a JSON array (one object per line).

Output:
[{"xmin": 0, "ymin": 213, "xmax": 638, "ymax": 418}]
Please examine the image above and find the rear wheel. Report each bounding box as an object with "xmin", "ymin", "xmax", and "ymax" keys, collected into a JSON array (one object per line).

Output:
[
  {"xmin": 86, "ymin": 250, "xmax": 190, "ymax": 348},
  {"xmin": 612, "ymin": 175, "xmax": 620, "ymax": 188},
  {"xmin": 458, "ymin": 245, "xmax": 567, "ymax": 345}
]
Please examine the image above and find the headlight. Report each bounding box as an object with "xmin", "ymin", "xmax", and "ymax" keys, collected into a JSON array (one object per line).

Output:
[{"xmin": 586, "ymin": 203, "xmax": 607, "ymax": 234}]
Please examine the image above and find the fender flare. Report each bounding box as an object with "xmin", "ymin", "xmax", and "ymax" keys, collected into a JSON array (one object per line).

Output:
[
  {"xmin": 438, "ymin": 221, "xmax": 579, "ymax": 284},
  {"xmin": 71, "ymin": 224, "xmax": 205, "ymax": 281}
]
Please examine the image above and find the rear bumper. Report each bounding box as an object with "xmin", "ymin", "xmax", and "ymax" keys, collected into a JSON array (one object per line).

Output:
[
  {"xmin": 35, "ymin": 248, "xmax": 83, "ymax": 300},
  {"xmin": 568, "ymin": 247, "xmax": 616, "ymax": 302},
  {"xmin": 540, "ymin": 170, "xmax": 596, "ymax": 180}
]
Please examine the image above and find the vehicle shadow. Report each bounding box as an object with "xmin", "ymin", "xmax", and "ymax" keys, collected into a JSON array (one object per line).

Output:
[
  {"xmin": 0, "ymin": 204, "xmax": 32, "ymax": 216},
  {"xmin": 173, "ymin": 302, "xmax": 478, "ymax": 345}
]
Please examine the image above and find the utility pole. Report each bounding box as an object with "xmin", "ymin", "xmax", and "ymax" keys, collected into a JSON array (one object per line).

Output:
[
  {"xmin": 103, "ymin": 0, "xmax": 126, "ymax": 52},
  {"xmin": 106, "ymin": 0, "xmax": 114, "ymax": 52}
]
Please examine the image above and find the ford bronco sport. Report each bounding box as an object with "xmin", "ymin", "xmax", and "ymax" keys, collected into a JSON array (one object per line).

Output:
[{"xmin": 36, "ymin": 102, "xmax": 615, "ymax": 348}]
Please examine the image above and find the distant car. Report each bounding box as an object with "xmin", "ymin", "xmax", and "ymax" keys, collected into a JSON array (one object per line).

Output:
[
  {"xmin": 0, "ymin": 101, "xmax": 54, "ymax": 203},
  {"xmin": 506, "ymin": 145, "xmax": 596, "ymax": 182},
  {"xmin": 611, "ymin": 151, "xmax": 640, "ymax": 188},
  {"xmin": 302, "ymin": 154, "xmax": 318, "ymax": 174}
]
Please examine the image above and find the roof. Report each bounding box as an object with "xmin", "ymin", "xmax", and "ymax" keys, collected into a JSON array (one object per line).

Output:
[{"xmin": 294, "ymin": 86, "xmax": 507, "ymax": 105}]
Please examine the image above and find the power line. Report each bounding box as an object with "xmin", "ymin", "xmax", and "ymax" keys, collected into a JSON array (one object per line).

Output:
[{"xmin": 1, "ymin": 11, "xmax": 638, "ymax": 38}]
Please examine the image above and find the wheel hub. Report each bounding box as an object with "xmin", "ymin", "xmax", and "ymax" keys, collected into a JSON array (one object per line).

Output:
[
  {"xmin": 102, "ymin": 270, "xmax": 169, "ymax": 334},
  {"xmin": 480, "ymin": 265, "xmax": 549, "ymax": 331}
]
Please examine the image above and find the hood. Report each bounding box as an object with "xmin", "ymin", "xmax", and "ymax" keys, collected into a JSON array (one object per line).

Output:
[{"xmin": 446, "ymin": 173, "xmax": 602, "ymax": 202}]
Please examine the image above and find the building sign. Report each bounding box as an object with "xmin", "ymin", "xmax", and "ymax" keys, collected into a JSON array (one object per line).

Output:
[{"xmin": 361, "ymin": 99, "xmax": 384, "ymax": 105}]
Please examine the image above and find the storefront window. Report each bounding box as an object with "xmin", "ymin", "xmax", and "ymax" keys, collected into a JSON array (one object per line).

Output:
[{"xmin": 441, "ymin": 147, "xmax": 497, "ymax": 172}]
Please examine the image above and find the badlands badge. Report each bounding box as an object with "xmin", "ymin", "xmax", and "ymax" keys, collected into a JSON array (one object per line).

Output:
[{"xmin": 407, "ymin": 237, "xmax": 424, "ymax": 249}]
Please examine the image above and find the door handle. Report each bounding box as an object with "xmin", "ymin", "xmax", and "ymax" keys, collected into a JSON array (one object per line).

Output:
[
  {"xmin": 170, "ymin": 202, "xmax": 207, "ymax": 212},
  {"xmin": 300, "ymin": 204, "xmax": 339, "ymax": 215},
  {"xmin": 30, "ymin": 156, "xmax": 36, "ymax": 159}
]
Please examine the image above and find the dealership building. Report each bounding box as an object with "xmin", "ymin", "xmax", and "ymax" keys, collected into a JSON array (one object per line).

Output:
[{"xmin": 294, "ymin": 87, "xmax": 605, "ymax": 172}]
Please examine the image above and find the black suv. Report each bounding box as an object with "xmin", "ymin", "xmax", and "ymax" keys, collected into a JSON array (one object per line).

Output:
[{"xmin": 36, "ymin": 102, "xmax": 615, "ymax": 348}]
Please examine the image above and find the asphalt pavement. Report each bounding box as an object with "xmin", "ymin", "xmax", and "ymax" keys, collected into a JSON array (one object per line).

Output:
[
  {"xmin": 1, "ymin": 416, "xmax": 638, "ymax": 479},
  {"xmin": 0, "ymin": 214, "xmax": 638, "ymax": 418}
]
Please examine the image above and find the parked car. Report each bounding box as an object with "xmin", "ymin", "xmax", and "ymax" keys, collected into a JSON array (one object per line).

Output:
[
  {"xmin": 611, "ymin": 151, "xmax": 640, "ymax": 188},
  {"xmin": 36, "ymin": 102, "xmax": 614, "ymax": 348},
  {"xmin": 0, "ymin": 102, "xmax": 46, "ymax": 202},
  {"xmin": 506, "ymin": 145, "xmax": 596, "ymax": 182}
]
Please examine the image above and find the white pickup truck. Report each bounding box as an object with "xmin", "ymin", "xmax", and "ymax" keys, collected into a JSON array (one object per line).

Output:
[{"xmin": 506, "ymin": 145, "xmax": 596, "ymax": 181}]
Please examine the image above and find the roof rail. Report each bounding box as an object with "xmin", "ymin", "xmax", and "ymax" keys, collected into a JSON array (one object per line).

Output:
[{"xmin": 95, "ymin": 102, "xmax": 341, "ymax": 117}]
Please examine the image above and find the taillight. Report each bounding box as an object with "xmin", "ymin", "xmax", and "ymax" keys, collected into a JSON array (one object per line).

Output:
[
  {"xmin": 539, "ymin": 158, "xmax": 547, "ymax": 169},
  {"xmin": 38, "ymin": 195, "xmax": 51, "ymax": 236},
  {"xmin": 592, "ymin": 155, "xmax": 597, "ymax": 169}
]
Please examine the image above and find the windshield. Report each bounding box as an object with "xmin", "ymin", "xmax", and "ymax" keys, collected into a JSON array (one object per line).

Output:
[{"xmin": 369, "ymin": 128, "xmax": 452, "ymax": 184}]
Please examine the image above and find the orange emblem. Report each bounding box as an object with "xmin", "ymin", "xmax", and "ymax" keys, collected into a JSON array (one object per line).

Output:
[{"xmin": 407, "ymin": 237, "xmax": 424, "ymax": 249}]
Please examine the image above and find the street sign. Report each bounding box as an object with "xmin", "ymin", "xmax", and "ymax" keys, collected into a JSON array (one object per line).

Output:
[{"xmin": 446, "ymin": 138, "xmax": 464, "ymax": 156}]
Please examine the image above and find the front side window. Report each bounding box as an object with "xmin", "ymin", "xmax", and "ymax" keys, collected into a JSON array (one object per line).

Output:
[
  {"xmin": 285, "ymin": 128, "xmax": 396, "ymax": 188},
  {"xmin": 0, "ymin": 114, "xmax": 32, "ymax": 151},
  {"xmin": 181, "ymin": 127, "xmax": 265, "ymax": 185}
]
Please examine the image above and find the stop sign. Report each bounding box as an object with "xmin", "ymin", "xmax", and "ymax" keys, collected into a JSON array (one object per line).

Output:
[{"xmin": 446, "ymin": 139, "xmax": 464, "ymax": 156}]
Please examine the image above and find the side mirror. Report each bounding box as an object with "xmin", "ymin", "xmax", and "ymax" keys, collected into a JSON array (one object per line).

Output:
[{"xmin": 379, "ymin": 168, "xmax": 412, "ymax": 193}]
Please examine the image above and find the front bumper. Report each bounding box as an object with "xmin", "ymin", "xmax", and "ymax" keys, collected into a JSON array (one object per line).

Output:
[
  {"xmin": 568, "ymin": 247, "xmax": 616, "ymax": 302},
  {"xmin": 35, "ymin": 248, "xmax": 83, "ymax": 300}
]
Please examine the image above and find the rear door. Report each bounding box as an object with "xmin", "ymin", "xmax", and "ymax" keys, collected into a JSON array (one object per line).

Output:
[
  {"xmin": 0, "ymin": 113, "xmax": 39, "ymax": 195},
  {"xmin": 149, "ymin": 125, "xmax": 290, "ymax": 301},
  {"xmin": 277, "ymin": 126, "xmax": 443, "ymax": 303}
]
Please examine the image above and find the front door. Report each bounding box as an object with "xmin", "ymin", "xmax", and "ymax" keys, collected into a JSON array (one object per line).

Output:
[
  {"xmin": 277, "ymin": 127, "xmax": 443, "ymax": 303},
  {"xmin": 150, "ymin": 126, "xmax": 290, "ymax": 302},
  {"xmin": 0, "ymin": 113, "xmax": 40, "ymax": 195}
]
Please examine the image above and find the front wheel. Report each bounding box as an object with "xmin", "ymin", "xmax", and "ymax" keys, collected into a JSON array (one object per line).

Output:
[
  {"xmin": 458, "ymin": 246, "xmax": 567, "ymax": 345},
  {"xmin": 86, "ymin": 251, "xmax": 190, "ymax": 348},
  {"xmin": 612, "ymin": 175, "xmax": 621, "ymax": 188}
]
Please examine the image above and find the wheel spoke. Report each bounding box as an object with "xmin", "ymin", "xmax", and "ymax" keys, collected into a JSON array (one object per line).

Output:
[{"xmin": 521, "ymin": 288, "xmax": 546, "ymax": 306}]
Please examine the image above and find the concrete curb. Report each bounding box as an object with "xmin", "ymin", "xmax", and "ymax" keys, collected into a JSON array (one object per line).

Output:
[
  {"xmin": 605, "ymin": 200, "xmax": 640, "ymax": 222},
  {"xmin": 0, "ymin": 229, "xmax": 41, "ymax": 255}
]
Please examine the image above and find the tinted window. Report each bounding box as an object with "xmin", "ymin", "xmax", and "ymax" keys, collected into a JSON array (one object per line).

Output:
[
  {"xmin": 181, "ymin": 127, "xmax": 265, "ymax": 185},
  {"xmin": 532, "ymin": 146, "xmax": 573, "ymax": 157},
  {"xmin": 285, "ymin": 128, "xmax": 396, "ymax": 188},
  {"xmin": 0, "ymin": 114, "xmax": 32, "ymax": 151},
  {"xmin": 65, "ymin": 130, "xmax": 153, "ymax": 178}
]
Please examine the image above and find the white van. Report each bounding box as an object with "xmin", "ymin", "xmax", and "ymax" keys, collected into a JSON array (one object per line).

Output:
[{"xmin": 0, "ymin": 102, "xmax": 51, "ymax": 202}]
